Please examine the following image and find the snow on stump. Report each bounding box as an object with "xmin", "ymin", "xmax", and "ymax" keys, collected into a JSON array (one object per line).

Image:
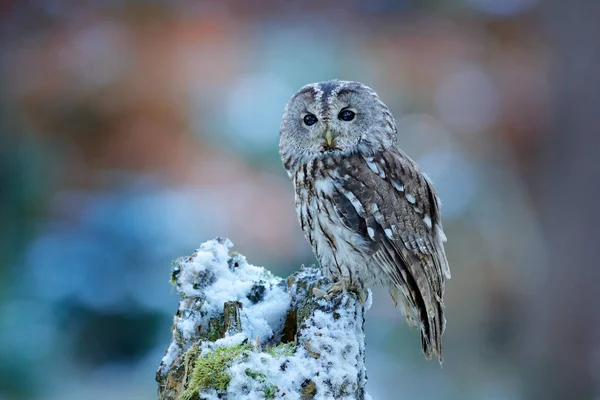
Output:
[{"xmin": 156, "ymin": 238, "xmax": 368, "ymax": 400}]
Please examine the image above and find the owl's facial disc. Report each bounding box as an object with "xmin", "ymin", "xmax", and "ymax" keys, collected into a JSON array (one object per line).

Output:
[{"xmin": 280, "ymin": 80, "xmax": 398, "ymax": 171}]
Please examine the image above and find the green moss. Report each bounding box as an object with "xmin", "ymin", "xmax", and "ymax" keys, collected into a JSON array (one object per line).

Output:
[
  {"xmin": 264, "ymin": 383, "xmax": 278, "ymax": 399},
  {"xmin": 207, "ymin": 317, "xmax": 223, "ymax": 341},
  {"xmin": 170, "ymin": 260, "xmax": 181, "ymax": 285},
  {"xmin": 178, "ymin": 343, "xmax": 252, "ymax": 400},
  {"xmin": 265, "ymin": 342, "xmax": 296, "ymax": 357},
  {"xmin": 244, "ymin": 369, "xmax": 278, "ymax": 399},
  {"xmin": 244, "ymin": 369, "xmax": 264, "ymax": 380}
]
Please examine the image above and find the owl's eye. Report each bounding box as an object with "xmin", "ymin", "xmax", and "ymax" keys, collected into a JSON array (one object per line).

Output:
[
  {"xmin": 338, "ymin": 109, "xmax": 355, "ymax": 121},
  {"xmin": 303, "ymin": 114, "xmax": 318, "ymax": 126}
]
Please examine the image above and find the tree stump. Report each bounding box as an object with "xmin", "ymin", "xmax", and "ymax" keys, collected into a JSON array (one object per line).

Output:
[{"xmin": 156, "ymin": 238, "xmax": 369, "ymax": 400}]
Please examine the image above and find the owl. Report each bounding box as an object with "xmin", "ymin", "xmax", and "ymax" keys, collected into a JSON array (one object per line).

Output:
[{"xmin": 279, "ymin": 80, "xmax": 451, "ymax": 361}]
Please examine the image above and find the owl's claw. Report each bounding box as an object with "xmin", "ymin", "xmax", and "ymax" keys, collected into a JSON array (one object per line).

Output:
[
  {"xmin": 326, "ymin": 279, "xmax": 351, "ymax": 298},
  {"xmin": 312, "ymin": 287, "xmax": 327, "ymax": 298},
  {"xmin": 318, "ymin": 279, "xmax": 366, "ymax": 306},
  {"xmin": 355, "ymin": 291, "xmax": 367, "ymax": 306}
]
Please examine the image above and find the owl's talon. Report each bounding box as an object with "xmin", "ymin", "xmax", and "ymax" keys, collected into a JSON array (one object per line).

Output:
[
  {"xmin": 325, "ymin": 279, "xmax": 367, "ymax": 306},
  {"xmin": 312, "ymin": 287, "xmax": 327, "ymax": 298},
  {"xmin": 356, "ymin": 292, "xmax": 366, "ymax": 307},
  {"xmin": 325, "ymin": 279, "xmax": 350, "ymax": 299}
]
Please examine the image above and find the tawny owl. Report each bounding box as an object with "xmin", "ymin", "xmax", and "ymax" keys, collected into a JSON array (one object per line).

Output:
[{"xmin": 279, "ymin": 80, "xmax": 451, "ymax": 361}]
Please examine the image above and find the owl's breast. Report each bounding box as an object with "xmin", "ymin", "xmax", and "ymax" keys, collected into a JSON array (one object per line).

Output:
[{"xmin": 293, "ymin": 161, "xmax": 374, "ymax": 283}]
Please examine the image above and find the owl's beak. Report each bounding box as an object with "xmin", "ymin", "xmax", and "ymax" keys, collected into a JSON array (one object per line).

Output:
[
  {"xmin": 324, "ymin": 131, "xmax": 334, "ymax": 146},
  {"xmin": 321, "ymin": 129, "xmax": 339, "ymax": 152}
]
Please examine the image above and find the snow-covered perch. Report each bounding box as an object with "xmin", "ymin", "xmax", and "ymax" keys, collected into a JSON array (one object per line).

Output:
[{"xmin": 156, "ymin": 238, "xmax": 369, "ymax": 400}]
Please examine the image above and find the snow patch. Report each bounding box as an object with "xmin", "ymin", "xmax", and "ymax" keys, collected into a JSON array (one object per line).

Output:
[
  {"xmin": 172, "ymin": 238, "xmax": 290, "ymax": 349},
  {"xmin": 214, "ymin": 332, "xmax": 246, "ymax": 348},
  {"xmin": 160, "ymin": 342, "xmax": 181, "ymax": 373},
  {"xmin": 159, "ymin": 240, "xmax": 369, "ymax": 398},
  {"xmin": 227, "ymin": 293, "xmax": 366, "ymax": 400}
]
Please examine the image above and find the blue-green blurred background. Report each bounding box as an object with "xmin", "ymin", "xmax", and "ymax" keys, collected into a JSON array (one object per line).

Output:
[{"xmin": 1, "ymin": 1, "xmax": 599, "ymax": 399}]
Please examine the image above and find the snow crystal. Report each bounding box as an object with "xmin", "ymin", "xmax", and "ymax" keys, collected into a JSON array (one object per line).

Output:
[
  {"xmin": 214, "ymin": 332, "xmax": 246, "ymax": 348},
  {"xmin": 241, "ymin": 282, "xmax": 290, "ymax": 342},
  {"xmin": 171, "ymin": 238, "xmax": 290, "ymax": 355},
  {"xmin": 179, "ymin": 315, "xmax": 200, "ymax": 340},
  {"xmin": 159, "ymin": 342, "xmax": 181, "ymax": 373},
  {"xmin": 226, "ymin": 292, "xmax": 366, "ymax": 400}
]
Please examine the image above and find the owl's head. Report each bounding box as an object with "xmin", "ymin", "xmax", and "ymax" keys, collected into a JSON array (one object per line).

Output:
[{"xmin": 279, "ymin": 80, "xmax": 397, "ymax": 171}]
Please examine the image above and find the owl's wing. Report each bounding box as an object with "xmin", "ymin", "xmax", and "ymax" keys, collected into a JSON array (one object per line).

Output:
[{"xmin": 329, "ymin": 150, "xmax": 450, "ymax": 361}]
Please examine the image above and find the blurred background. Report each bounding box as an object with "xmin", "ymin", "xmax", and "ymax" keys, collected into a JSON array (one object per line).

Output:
[{"xmin": 1, "ymin": 0, "xmax": 599, "ymax": 399}]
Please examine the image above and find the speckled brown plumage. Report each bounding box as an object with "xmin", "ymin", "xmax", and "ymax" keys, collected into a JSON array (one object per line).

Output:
[{"xmin": 279, "ymin": 80, "xmax": 451, "ymax": 361}]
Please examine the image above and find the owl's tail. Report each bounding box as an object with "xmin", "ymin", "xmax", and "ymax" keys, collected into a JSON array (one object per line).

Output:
[
  {"xmin": 390, "ymin": 281, "xmax": 445, "ymax": 363},
  {"xmin": 390, "ymin": 287, "xmax": 444, "ymax": 363},
  {"xmin": 377, "ymin": 239, "xmax": 446, "ymax": 362}
]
